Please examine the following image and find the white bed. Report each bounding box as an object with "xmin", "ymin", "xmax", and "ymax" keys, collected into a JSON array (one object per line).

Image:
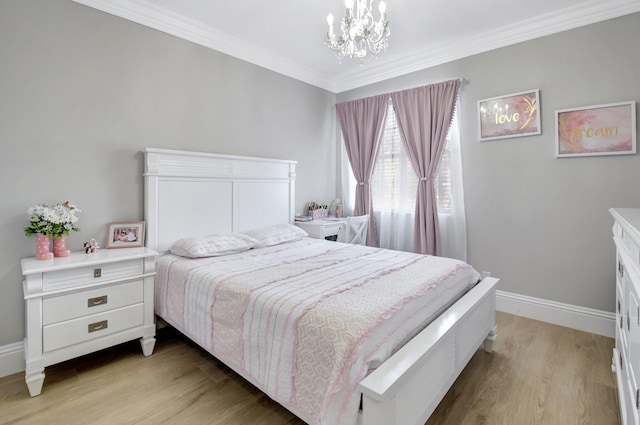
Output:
[{"xmin": 144, "ymin": 148, "xmax": 499, "ymax": 425}]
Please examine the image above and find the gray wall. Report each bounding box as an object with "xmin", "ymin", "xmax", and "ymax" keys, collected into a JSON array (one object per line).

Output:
[
  {"xmin": 0, "ymin": 1, "xmax": 336, "ymax": 346},
  {"xmin": 337, "ymin": 13, "xmax": 640, "ymax": 313},
  {"xmin": 1, "ymin": 1, "xmax": 638, "ymax": 350}
]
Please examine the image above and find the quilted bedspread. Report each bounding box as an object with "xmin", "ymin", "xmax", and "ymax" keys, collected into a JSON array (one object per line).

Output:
[{"xmin": 155, "ymin": 238, "xmax": 479, "ymax": 425}]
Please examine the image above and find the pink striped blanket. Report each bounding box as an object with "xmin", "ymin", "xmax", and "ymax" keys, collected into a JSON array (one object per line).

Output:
[{"xmin": 155, "ymin": 238, "xmax": 479, "ymax": 425}]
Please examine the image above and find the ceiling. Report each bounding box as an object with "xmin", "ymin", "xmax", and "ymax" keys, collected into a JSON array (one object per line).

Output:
[{"xmin": 72, "ymin": 0, "xmax": 640, "ymax": 93}]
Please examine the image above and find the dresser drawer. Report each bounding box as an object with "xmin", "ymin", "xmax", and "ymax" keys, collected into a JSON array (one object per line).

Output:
[
  {"xmin": 619, "ymin": 225, "xmax": 640, "ymax": 264},
  {"xmin": 614, "ymin": 222, "xmax": 622, "ymax": 239},
  {"xmin": 43, "ymin": 259, "xmax": 144, "ymax": 291},
  {"xmin": 43, "ymin": 303, "xmax": 144, "ymax": 353},
  {"xmin": 42, "ymin": 280, "xmax": 143, "ymax": 326}
]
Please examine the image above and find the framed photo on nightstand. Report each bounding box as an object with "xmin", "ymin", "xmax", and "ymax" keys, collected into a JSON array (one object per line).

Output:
[{"xmin": 106, "ymin": 221, "xmax": 145, "ymax": 248}]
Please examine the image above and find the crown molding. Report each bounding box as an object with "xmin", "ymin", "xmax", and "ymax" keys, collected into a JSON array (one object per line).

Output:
[
  {"xmin": 73, "ymin": 0, "xmax": 640, "ymax": 94},
  {"xmin": 332, "ymin": 0, "xmax": 640, "ymax": 92}
]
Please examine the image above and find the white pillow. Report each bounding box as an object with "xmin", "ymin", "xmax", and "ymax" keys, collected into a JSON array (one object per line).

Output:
[
  {"xmin": 169, "ymin": 233, "xmax": 260, "ymax": 258},
  {"xmin": 244, "ymin": 223, "xmax": 308, "ymax": 248}
]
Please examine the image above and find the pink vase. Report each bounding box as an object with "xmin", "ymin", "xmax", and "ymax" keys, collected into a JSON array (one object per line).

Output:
[
  {"xmin": 35, "ymin": 234, "xmax": 54, "ymax": 260},
  {"xmin": 53, "ymin": 234, "xmax": 71, "ymax": 257}
]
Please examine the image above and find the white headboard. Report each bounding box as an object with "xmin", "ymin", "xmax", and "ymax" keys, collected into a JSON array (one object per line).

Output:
[{"xmin": 144, "ymin": 148, "xmax": 297, "ymax": 252}]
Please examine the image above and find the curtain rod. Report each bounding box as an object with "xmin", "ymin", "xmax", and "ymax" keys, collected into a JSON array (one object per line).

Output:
[
  {"xmin": 386, "ymin": 78, "xmax": 467, "ymax": 96},
  {"xmin": 337, "ymin": 78, "xmax": 468, "ymax": 106}
]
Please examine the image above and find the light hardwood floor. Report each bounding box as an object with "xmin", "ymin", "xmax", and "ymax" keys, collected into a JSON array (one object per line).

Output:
[{"xmin": 0, "ymin": 312, "xmax": 618, "ymax": 425}]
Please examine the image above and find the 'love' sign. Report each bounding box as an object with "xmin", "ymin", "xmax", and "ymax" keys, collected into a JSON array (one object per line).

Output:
[{"xmin": 478, "ymin": 90, "xmax": 540, "ymax": 141}]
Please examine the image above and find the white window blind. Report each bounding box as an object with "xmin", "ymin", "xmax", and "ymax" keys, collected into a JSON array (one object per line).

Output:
[
  {"xmin": 372, "ymin": 100, "xmax": 452, "ymax": 215},
  {"xmin": 371, "ymin": 100, "xmax": 418, "ymax": 213},
  {"xmin": 436, "ymin": 135, "xmax": 452, "ymax": 214}
]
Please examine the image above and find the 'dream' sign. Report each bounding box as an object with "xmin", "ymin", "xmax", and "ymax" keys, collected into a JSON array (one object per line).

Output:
[{"xmin": 556, "ymin": 101, "xmax": 636, "ymax": 157}]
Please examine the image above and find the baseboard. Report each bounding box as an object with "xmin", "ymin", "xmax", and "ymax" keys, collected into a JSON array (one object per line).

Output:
[
  {"xmin": 496, "ymin": 290, "xmax": 615, "ymax": 338},
  {"xmin": 0, "ymin": 341, "xmax": 25, "ymax": 378}
]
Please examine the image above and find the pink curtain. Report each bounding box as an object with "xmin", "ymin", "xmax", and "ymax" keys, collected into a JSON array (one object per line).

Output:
[
  {"xmin": 336, "ymin": 94, "xmax": 388, "ymax": 247},
  {"xmin": 390, "ymin": 80, "xmax": 460, "ymax": 255}
]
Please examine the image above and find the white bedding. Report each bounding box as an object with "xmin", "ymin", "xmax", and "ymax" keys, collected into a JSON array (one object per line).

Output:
[{"xmin": 155, "ymin": 237, "xmax": 480, "ymax": 425}]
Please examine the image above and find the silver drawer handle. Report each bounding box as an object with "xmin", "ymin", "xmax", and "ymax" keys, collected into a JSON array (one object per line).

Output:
[
  {"xmin": 88, "ymin": 320, "xmax": 108, "ymax": 333},
  {"xmin": 87, "ymin": 295, "xmax": 108, "ymax": 307}
]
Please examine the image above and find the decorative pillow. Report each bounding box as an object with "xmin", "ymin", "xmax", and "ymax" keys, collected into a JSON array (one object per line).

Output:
[
  {"xmin": 169, "ymin": 233, "xmax": 260, "ymax": 258},
  {"xmin": 244, "ymin": 223, "xmax": 308, "ymax": 247}
]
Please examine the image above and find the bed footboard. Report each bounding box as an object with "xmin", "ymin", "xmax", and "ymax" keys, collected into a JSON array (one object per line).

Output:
[{"xmin": 358, "ymin": 276, "xmax": 499, "ymax": 425}]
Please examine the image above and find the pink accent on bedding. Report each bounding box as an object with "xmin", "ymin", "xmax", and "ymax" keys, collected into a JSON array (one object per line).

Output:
[
  {"xmin": 155, "ymin": 238, "xmax": 479, "ymax": 425},
  {"xmin": 332, "ymin": 262, "xmax": 469, "ymax": 421}
]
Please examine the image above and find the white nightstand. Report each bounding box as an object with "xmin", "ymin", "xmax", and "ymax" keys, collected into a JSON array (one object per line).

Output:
[
  {"xmin": 295, "ymin": 219, "xmax": 346, "ymax": 241},
  {"xmin": 20, "ymin": 247, "xmax": 157, "ymax": 397}
]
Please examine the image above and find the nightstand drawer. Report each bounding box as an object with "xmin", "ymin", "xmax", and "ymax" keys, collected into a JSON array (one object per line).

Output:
[
  {"xmin": 43, "ymin": 303, "xmax": 144, "ymax": 353},
  {"xmin": 43, "ymin": 259, "xmax": 144, "ymax": 291},
  {"xmin": 43, "ymin": 280, "xmax": 144, "ymax": 325}
]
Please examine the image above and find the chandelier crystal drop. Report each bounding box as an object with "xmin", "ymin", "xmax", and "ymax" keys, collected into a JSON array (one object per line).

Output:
[{"xmin": 325, "ymin": 0, "xmax": 390, "ymax": 63}]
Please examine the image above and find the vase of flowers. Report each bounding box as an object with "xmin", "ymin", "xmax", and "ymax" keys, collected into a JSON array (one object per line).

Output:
[
  {"xmin": 25, "ymin": 202, "xmax": 81, "ymax": 259},
  {"xmin": 53, "ymin": 234, "xmax": 70, "ymax": 257},
  {"xmin": 35, "ymin": 234, "xmax": 54, "ymax": 260}
]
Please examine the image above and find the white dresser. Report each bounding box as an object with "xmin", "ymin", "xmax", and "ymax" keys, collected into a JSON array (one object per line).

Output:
[
  {"xmin": 611, "ymin": 208, "xmax": 640, "ymax": 425},
  {"xmin": 21, "ymin": 247, "xmax": 157, "ymax": 397}
]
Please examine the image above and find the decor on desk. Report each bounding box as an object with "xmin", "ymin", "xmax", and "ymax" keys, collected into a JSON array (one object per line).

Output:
[
  {"xmin": 478, "ymin": 89, "xmax": 540, "ymax": 141},
  {"xmin": 328, "ymin": 198, "xmax": 342, "ymax": 218},
  {"xmin": 84, "ymin": 238, "xmax": 99, "ymax": 253},
  {"xmin": 24, "ymin": 202, "xmax": 81, "ymax": 260},
  {"xmin": 325, "ymin": 0, "xmax": 390, "ymax": 63},
  {"xmin": 106, "ymin": 221, "xmax": 145, "ymax": 249},
  {"xmin": 308, "ymin": 202, "xmax": 328, "ymax": 220},
  {"xmin": 555, "ymin": 101, "xmax": 636, "ymax": 157},
  {"xmin": 308, "ymin": 199, "xmax": 342, "ymax": 219}
]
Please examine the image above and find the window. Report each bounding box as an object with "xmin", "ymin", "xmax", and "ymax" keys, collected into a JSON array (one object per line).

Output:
[
  {"xmin": 371, "ymin": 100, "xmax": 452, "ymax": 215},
  {"xmin": 371, "ymin": 100, "xmax": 417, "ymax": 213},
  {"xmin": 436, "ymin": 138, "xmax": 452, "ymax": 214}
]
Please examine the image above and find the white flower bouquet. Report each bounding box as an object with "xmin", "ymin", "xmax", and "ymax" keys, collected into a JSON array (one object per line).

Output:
[{"xmin": 24, "ymin": 202, "xmax": 81, "ymax": 239}]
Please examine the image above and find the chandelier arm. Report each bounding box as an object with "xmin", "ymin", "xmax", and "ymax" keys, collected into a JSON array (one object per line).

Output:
[{"xmin": 367, "ymin": 22, "xmax": 389, "ymax": 44}]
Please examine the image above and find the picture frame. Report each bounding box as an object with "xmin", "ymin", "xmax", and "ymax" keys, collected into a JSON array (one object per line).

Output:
[
  {"xmin": 555, "ymin": 101, "xmax": 636, "ymax": 158},
  {"xmin": 106, "ymin": 221, "xmax": 145, "ymax": 248},
  {"xmin": 478, "ymin": 89, "xmax": 541, "ymax": 141}
]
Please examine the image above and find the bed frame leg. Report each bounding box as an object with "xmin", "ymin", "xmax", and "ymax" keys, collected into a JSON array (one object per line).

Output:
[{"xmin": 483, "ymin": 327, "xmax": 497, "ymax": 353}]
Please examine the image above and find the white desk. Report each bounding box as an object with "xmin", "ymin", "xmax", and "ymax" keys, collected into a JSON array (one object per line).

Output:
[{"xmin": 295, "ymin": 219, "xmax": 346, "ymax": 241}]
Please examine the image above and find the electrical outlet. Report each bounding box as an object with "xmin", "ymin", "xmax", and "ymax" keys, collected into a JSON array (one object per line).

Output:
[{"xmin": 481, "ymin": 271, "xmax": 491, "ymax": 279}]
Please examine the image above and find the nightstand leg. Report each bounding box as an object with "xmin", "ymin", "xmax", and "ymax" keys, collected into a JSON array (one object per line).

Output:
[
  {"xmin": 140, "ymin": 335, "xmax": 156, "ymax": 356},
  {"xmin": 25, "ymin": 369, "xmax": 45, "ymax": 397}
]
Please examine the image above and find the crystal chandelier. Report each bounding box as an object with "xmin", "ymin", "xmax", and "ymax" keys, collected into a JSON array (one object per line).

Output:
[{"xmin": 325, "ymin": 0, "xmax": 390, "ymax": 62}]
